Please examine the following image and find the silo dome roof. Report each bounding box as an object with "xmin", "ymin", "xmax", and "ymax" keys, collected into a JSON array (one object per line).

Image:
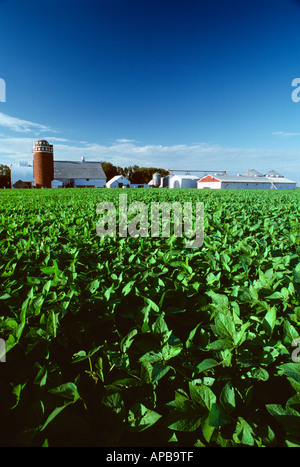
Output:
[
  {"xmin": 34, "ymin": 140, "xmax": 50, "ymax": 146},
  {"xmin": 33, "ymin": 139, "xmax": 53, "ymax": 153}
]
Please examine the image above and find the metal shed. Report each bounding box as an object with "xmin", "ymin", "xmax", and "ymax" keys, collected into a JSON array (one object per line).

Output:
[
  {"xmin": 197, "ymin": 172, "xmax": 297, "ymax": 190},
  {"xmin": 169, "ymin": 174, "xmax": 200, "ymax": 189}
]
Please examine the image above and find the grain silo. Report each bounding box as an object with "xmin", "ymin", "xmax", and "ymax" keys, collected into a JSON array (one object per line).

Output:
[
  {"xmin": 33, "ymin": 140, "xmax": 54, "ymax": 188},
  {"xmin": 152, "ymin": 172, "xmax": 161, "ymax": 188},
  {"xmin": 161, "ymin": 175, "xmax": 170, "ymax": 188}
]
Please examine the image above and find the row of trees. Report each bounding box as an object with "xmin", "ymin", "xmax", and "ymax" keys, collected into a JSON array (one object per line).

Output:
[{"xmin": 101, "ymin": 162, "xmax": 169, "ymax": 184}]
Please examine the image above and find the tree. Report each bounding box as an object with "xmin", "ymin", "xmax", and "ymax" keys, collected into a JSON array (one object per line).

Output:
[
  {"xmin": 130, "ymin": 167, "xmax": 169, "ymax": 184},
  {"xmin": 101, "ymin": 162, "xmax": 119, "ymax": 182},
  {"xmin": 0, "ymin": 164, "xmax": 11, "ymax": 188},
  {"xmin": 120, "ymin": 165, "xmax": 139, "ymax": 182},
  {"xmin": 100, "ymin": 162, "xmax": 169, "ymax": 185}
]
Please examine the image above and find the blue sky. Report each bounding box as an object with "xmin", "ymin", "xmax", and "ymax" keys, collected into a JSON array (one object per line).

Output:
[{"xmin": 1, "ymin": 0, "xmax": 300, "ymax": 183}]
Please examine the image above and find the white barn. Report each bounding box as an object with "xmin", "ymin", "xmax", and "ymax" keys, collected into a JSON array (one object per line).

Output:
[
  {"xmin": 169, "ymin": 174, "xmax": 199, "ymax": 189},
  {"xmin": 106, "ymin": 175, "xmax": 130, "ymax": 188},
  {"xmin": 197, "ymin": 169, "xmax": 297, "ymax": 190},
  {"xmin": 10, "ymin": 158, "xmax": 106, "ymax": 188},
  {"xmin": 52, "ymin": 160, "xmax": 106, "ymax": 188}
]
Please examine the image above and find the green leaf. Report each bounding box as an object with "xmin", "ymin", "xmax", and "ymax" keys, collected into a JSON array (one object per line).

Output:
[
  {"xmin": 262, "ymin": 307, "xmax": 276, "ymax": 336},
  {"xmin": 206, "ymin": 338, "xmax": 232, "ymax": 351},
  {"xmin": 233, "ymin": 417, "xmax": 255, "ymax": 446},
  {"xmin": 101, "ymin": 392, "xmax": 125, "ymax": 414},
  {"xmin": 219, "ymin": 382, "xmax": 235, "ymax": 414},
  {"xmin": 140, "ymin": 360, "xmax": 153, "ymax": 383},
  {"xmin": 48, "ymin": 382, "xmax": 80, "ymax": 401},
  {"xmin": 152, "ymin": 313, "xmax": 172, "ymax": 345},
  {"xmin": 46, "ymin": 310, "xmax": 58, "ymax": 337},
  {"xmin": 152, "ymin": 362, "xmax": 171, "ymax": 382},
  {"xmin": 278, "ymin": 363, "xmax": 300, "ymax": 385},
  {"xmin": 34, "ymin": 364, "xmax": 48, "ymax": 387},
  {"xmin": 122, "ymin": 280, "xmax": 136, "ymax": 296},
  {"xmin": 144, "ymin": 297, "xmax": 160, "ymax": 312},
  {"xmin": 193, "ymin": 358, "xmax": 219, "ymax": 375},
  {"xmin": 249, "ymin": 367, "xmax": 269, "ymax": 381},
  {"xmin": 214, "ymin": 313, "xmax": 236, "ymax": 341},
  {"xmin": 88, "ymin": 279, "xmax": 100, "ymax": 294},
  {"xmin": 266, "ymin": 404, "xmax": 300, "ymax": 437},
  {"xmin": 139, "ymin": 351, "xmax": 163, "ymax": 364},
  {"xmin": 186, "ymin": 323, "xmax": 201, "ymax": 348},
  {"xmin": 293, "ymin": 263, "xmax": 300, "ymax": 283},
  {"xmin": 170, "ymin": 260, "xmax": 193, "ymax": 275},
  {"xmin": 189, "ymin": 382, "xmax": 216, "ymax": 410},
  {"xmin": 0, "ymin": 293, "xmax": 11, "ymax": 300},
  {"xmin": 220, "ymin": 348, "xmax": 233, "ymax": 367},
  {"xmin": 166, "ymin": 400, "xmax": 204, "ymax": 432},
  {"xmin": 206, "ymin": 290, "xmax": 229, "ymax": 309},
  {"xmin": 233, "ymin": 322, "xmax": 251, "ymax": 347},
  {"xmin": 283, "ymin": 321, "xmax": 300, "ymax": 345},
  {"xmin": 128, "ymin": 403, "xmax": 161, "ymax": 432},
  {"xmin": 286, "ymin": 438, "xmax": 300, "ymax": 447},
  {"xmin": 120, "ymin": 329, "xmax": 138, "ymax": 353},
  {"xmin": 266, "ymin": 291, "xmax": 284, "ymax": 300},
  {"xmin": 208, "ymin": 403, "xmax": 230, "ymax": 427},
  {"xmin": 286, "ymin": 393, "xmax": 300, "ymax": 410},
  {"xmin": 162, "ymin": 342, "xmax": 183, "ymax": 361},
  {"xmin": 40, "ymin": 266, "xmax": 56, "ymax": 275},
  {"xmin": 11, "ymin": 383, "xmax": 26, "ymax": 409},
  {"xmin": 202, "ymin": 416, "xmax": 215, "ymax": 443},
  {"xmin": 41, "ymin": 402, "xmax": 73, "ymax": 431}
]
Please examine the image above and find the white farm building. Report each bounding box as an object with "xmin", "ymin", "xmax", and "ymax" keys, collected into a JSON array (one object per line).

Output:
[
  {"xmin": 106, "ymin": 175, "xmax": 131, "ymax": 188},
  {"xmin": 197, "ymin": 170, "xmax": 297, "ymax": 190},
  {"xmin": 169, "ymin": 174, "xmax": 199, "ymax": 189},
  {"xmin": 52, "ymin": 159, "xmax": 106, "ymax": 188},
  {"xmin": 106, "ymin": 175, "xmax": 150, "ymax": 189}
]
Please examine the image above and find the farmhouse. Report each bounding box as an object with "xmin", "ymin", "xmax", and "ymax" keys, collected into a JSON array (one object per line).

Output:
[{"xmin": 197, "ymin": 170, "xmax": 297, "ymax": 190}]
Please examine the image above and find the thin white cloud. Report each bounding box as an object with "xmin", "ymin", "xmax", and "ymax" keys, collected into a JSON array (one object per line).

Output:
[
  {"xmin": 0, "ymin": 112, "xmax": 56, "ymax": 133},
  {"xmin": 115, "ymin": 138, "xmax": 138, "ymax": 144},
  {"xmin": 43, "ymin": 136, "xmax": 71, "ymax": 142},
  {"xmin": 272, "ymin": 131, "xmax": 300, "ymax": 137}
]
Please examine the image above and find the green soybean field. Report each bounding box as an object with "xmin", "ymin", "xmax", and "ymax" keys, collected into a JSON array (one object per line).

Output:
[{"xmin": 0, "ymin": 187, "xmax": 300, "ymax": 447}]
